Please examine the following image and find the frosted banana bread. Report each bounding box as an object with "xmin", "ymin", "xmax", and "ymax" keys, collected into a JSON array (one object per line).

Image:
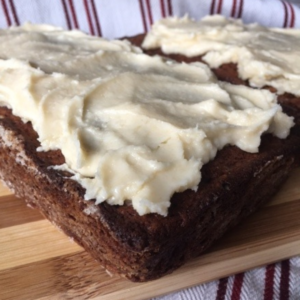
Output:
[{"xmin": 0, "ymin": 20, "xmax": 299, "ymax": 282}]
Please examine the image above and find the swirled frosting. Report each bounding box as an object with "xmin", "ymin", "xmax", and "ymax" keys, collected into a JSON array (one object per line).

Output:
[{"xmin": 0, "ymin": 24, "xmax": 293, "ymax": 215}]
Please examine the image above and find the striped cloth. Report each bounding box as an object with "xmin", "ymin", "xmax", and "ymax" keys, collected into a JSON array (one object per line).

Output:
[
  {"xmin": 0, "ymin": 0, "xmax": 300, "ymax": 38},
  {"xmin": 0, "ymin": 1, "xmax": 299, "ymax": 299},
  {"xmin": 154, "ymin": 258, "xmax": 300, "ymax": 300}
]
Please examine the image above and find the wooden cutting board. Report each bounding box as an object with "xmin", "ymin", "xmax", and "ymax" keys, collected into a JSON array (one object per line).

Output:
[{"xmin": 1, "ymin": 168, "xmax": 300, "ymax": 300}]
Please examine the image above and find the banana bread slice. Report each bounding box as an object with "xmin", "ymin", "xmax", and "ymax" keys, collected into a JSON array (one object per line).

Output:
[
  {"xmin": 0, "ymin": 99, "xmax": 299, "ymax": 281},
  {"xmin": 0, "ymin": 32, "xmax": 300, "ymax": 282}
]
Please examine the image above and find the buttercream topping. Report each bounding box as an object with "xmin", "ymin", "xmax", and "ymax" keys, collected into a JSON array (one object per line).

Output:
[
  {"xmin": 0, "ymin": 24, "xmax": 294, "ymax": 215},
  {"xmin": 143, "ymin": 15, "xmax": 300, "ymax": 96}
]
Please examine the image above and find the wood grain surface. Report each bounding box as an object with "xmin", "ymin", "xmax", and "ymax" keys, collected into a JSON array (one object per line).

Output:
[{"xmin": 0, "ymin": 168, "xmax": 300, "ymax": 300}]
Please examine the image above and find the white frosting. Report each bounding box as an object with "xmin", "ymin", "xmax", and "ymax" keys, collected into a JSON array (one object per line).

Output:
[
  {"xmin": 0, "ymin": 24, "xmax": 294, "ymax": 216},
  {"xmin": 143, "ymin": 15, "xmax": 300, "ymax": 96}
]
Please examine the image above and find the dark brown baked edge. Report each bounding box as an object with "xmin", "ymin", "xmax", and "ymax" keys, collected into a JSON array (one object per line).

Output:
[{"xmin": 0, "ymin": 38, "xmax": 300, "ymax": 281}]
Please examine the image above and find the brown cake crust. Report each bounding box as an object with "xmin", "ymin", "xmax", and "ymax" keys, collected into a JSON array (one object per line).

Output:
[{"xmin": 0, "ymin": 35, "xmax": 300, "ymax": 282}]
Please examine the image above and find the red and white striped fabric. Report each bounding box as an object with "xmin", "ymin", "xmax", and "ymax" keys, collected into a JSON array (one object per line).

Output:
[
  {"xmin": 154, "ymin": 257, "xmax": 300, "ymax": 300},
  {"xmin": 0, "ymin": 1, "xmax": 299, "ymax": 299},
  {"xmin": 0, "ymin": 0, "xmax": 300, "ymax": 38}
]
